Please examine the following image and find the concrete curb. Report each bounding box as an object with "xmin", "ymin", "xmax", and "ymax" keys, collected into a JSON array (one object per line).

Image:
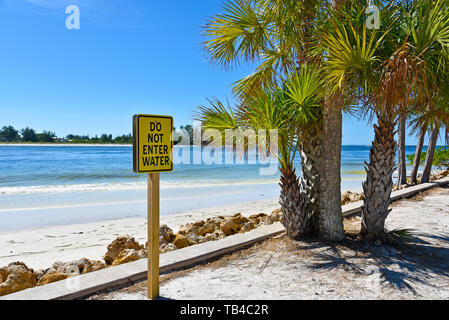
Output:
[
  {"xmin": 342, "ymin": 177, "xmax": 449, "ymax": 217},
  {"xmin": 2, "ymin": 176, "xmax": 448, "ymax": 300}
]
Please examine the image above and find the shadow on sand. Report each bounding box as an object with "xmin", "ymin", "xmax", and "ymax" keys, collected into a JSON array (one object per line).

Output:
[{"xmin": 297, "ymin": 232, "xmax": 449, "ymax": 294}]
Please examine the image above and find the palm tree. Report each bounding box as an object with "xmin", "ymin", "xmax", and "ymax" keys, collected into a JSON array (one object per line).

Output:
[
  {"xmin": 397, "ymin": 112, "xmax": 407, "ymax": 185},
  {"xmin": 422, "ymin": 127, "xmax": 440, "ymax": 182},
  {"xmin": 203, "ymin": 0, "xmax": 346, "ymax": 241},
  {"xmin": 409, "ymin": 119, "xmax": 427, "ymax": 185},
  {"xmin": 322, "ymin": 1, "xmax": 408, "ymax": 242},
  {"xmin": 196, "ymin": 66, "xmax": 325, "ymax": 238},
  {"xmin": 323, "ymin": 0, "xmax": 449, "ymax": 242}
]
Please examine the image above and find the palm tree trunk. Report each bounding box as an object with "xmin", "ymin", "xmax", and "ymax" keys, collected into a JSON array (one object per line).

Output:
[
  {"xmin": 280, "ymin": 168, "xmax": 308, "ymax": 239},
  {"xmin": 397, "ymin": 113, "xmax": 407, "ymax": 185},
  {"xmin": 421, "ymin": 127, "xmax": 439, "ymax": 183},
  {"xmin": 319, "ymin": 94, "xmax": 345, "ymax": 242},
  {"xmin": 410, "ymin": 125, "xmax": 426, "ymax": 185},
  {"xmin": 361, "ymin": 117, "xmax": 397, "ymax": 242},
  {"xmin": 300, "ymin": 125, "xmax": 322, "ymax": 235}
]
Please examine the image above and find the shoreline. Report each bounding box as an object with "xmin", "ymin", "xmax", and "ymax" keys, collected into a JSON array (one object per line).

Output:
[
  {"xmin": 0, "ymin": 198, "xmax": 280, "ymax": 270},
  {"xmin": 0, "ymin": 143, "xmax": 132, "ymax": 147}
]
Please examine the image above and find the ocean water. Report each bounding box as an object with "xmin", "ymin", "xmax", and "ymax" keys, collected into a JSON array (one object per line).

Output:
[{"xmin": 0, "ymin": 145, "xmax": 418, "ymax": 230}]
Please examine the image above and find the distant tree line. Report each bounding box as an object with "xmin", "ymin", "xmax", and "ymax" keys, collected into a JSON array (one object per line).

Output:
[
  {"xmin": 0, "ymin": 125, "xmax": 133, "ymax": 144},
  {"xmin": 0, "ymin": 125, "xmax": 197, "ymax": 145}
]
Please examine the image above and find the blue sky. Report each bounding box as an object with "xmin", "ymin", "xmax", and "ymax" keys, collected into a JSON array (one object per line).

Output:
[{"xmin": 0, "ymin": 0, "xmax": 444, "ymax": 145}]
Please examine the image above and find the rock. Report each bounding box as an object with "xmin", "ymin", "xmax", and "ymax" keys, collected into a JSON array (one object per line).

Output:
[
  {"xmin": 204, "ymin": 233, "xmax": 220, "ymax": 242},
  {"xmin": 241, "ymin": 222, "xmax": 255, "ymax": 233},
  {"xmin": 431, "ymin": 170, "xmax": 449, "ymax": 181},
  {"xmin": 249, "ymin": 213, "xmax": 268, "ymax": 225},
  {"xmin": 231, "ymin": 213, "xmax": 249, "ymax": 225},
  {"xmin": 193, "ymin": 220, "xmax": 205, "ymax": 228},
  {"xmin": 178, "ymin": 223, "xmax": 200, "ymax": 236},
  {"xmin": 173, "ymin": 234, "xmax": 189, "ymax": 249},
  {"xmin": 220, "ymin": 219, "xmax": 242, "ymax": 236},
  {"xmin": 37, "ymin": 273, "xmax": 73, "ymax": 286},
  {"xmin": 0, "ymin": 262, "xmax": 37, "ymax": 296},
  {"xmin": 341, "ymin": 191, "xmax": 365, "ymax": 205},
  {"xmin": 160, "ymin": 243, "xmax": 177, "ymax": 253},
  {"xmin": 36, "ymin": 258, "xmax": 108, "ymax": 286},
  {"xmin": 160, "ymin": 225, "xmax": 175, "ymax": 243},
  {"xmin": 185, "ymin": 233, "xmax": 201, "ymax": 245},
  {"xmin": 268, "ymin": 211, "xmax": 282, "ymax": 224},
  {"xmin": 198, "ymin": 222, "xmax": 216, "ymax": 236},
  {"xmin": 52, "ymin": 259, "xmax": 86, "ymax": 274},
  {"xmin": 111, "ymin": 249, "xmax": 146, "ymax": 266},
  {"xmin": 35, "ymin": 269, "xmax": 48, "ymax": 282},
  {"xmin": 89, "ymin": 260, "xmax": 107, "ymax": 272},
  {"xmin": 104, "ymin": 236, "xmax": 143, "ymax": 265}
]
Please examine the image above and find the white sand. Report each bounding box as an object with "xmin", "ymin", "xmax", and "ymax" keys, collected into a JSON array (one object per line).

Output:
[
  {"xmin": 0, "ymin": 198, "xmax": 279, "ymax": 270},
  {"xmin": 93, "ymin": 187, "xmax": 449, "ymax": 300}
]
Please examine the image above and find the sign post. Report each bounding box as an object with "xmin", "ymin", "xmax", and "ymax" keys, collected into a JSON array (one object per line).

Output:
[{"xmin": 133, "ymin": 114, "xmax": 173, "ymax": 300}]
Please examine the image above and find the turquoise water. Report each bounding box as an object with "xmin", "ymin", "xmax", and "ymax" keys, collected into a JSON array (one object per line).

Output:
[{"xmin": 0, "ymin": 145, "xmax": 418, "ymax": 230}]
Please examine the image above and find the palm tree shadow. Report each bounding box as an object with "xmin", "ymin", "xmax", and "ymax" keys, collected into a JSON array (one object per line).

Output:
[{"xmin": 298, "ymin": 233, "xmax": 449, "ymax": 295}]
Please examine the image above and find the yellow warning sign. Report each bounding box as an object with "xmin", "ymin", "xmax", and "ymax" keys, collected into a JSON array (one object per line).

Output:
[{"xmin": 133, "ymin": 114, "xmax": 173, "ymax": 173}]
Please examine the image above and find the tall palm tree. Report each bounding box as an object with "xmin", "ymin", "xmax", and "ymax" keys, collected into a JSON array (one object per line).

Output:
[
  {"xmin": 196, "ymin": 66, "xmax": 325, "ymax": 238},
  {"xmin": 422, "ymin": 126, "xmax": 440, "ymax": 182},
  {"xmin": 323, "ymin": 0, "xmax": 449, "ymax": 242},
  {"xmin": 409, "ymin": 118, "xmax": 427, "ymax": 185},
  {"xmin": 203, "ymin": 0, "xmax": 346, "ymax": 241},
  {"xmin": 397, "ymin": 112, "xmax": 408, "ymax": 185},
  {"xmin": 322, "ymin": 1, "xmax": 408, "ymax": 242}
]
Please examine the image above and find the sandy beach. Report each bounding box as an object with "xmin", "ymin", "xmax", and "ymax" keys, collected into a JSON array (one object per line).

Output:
[
  {"xmin": 0, "ymin": 198, "xmax": 280, "ymax": 270},
  {"xmin": 90, "ymin": 186, "xmax": 449, "ymax": 300}
]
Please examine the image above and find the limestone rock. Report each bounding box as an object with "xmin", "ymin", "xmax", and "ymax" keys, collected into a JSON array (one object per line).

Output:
[
  {"xmin": 193, "ymin": 220, "xmax": 205, "ymax": 228},
  {"xmin": 241, "ymin": 222, "xmax": 255, "ymax": 233},
  {"xmin": 49, "ymin": 258, "xmax": 106, "ymax": 275},
  {"xmin": 341, "ymin": 191, "xmax": 365, "ymax": 205},
  {"xmin": 160, "ymin": 225, "xmax": 175, "ymax": 243},
  {"xmin": 178, "ymin": 223, "xmax": 200, "ymax": 236},
  {"xmin": 431, "ymin": 170, "xmax": 449, "ymax": 181},
  {"xmin": 173, "ymin": 234, "xmax": 189, "ymax": 249},
  {"xmin": 0, "ymin": 262, "xmax": 37, "ymax": 297},
  {"xmin": 111, "ymin": 249, "xmax": 146, "ymax": 266},
  {"xmin": 104, "ymin": 235, "xmax": 143, "ymax": 265},
  {"xmin": 185, "ymin": 233, "xmax": 202, "ymax": 245},
  {"xmin": 220, "ymin": 219, "xmax": 242, "ymax": 236},
  {"xmin": 160, "ymin": 243, "xmax": 177, "ymax": 253},
  {"xmin": 268, "ymin": 210, "xmax": 282, "ymax": 224},
  {"xmin": 37, "ymin": 273, "xmax": 73, "ymax": 286},
  {"xmin": 204, "ymin": 232, "xmax": 221, "ymax": 242},
  {"xmin": 249, "ymin": 213, "xmax": 268, "ymax": 225},
  {"xmin": 231, "ymin": 213, "xmax": 249, "ymax": 225},
  {"xmin": 198, "ymin": 222, "xmax": 216, "ymax": 236}
]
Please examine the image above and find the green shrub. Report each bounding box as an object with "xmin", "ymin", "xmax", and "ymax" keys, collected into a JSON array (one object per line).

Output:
[{"xmin": 407, "ymin": 147, "xmax": 449, "ymax": 170}]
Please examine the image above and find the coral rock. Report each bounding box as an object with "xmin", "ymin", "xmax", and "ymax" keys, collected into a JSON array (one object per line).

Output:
[
  {"xmin": 160, "ymin": 224, "xmax": 175, "ymax": 243},
  {"xmin": 220, "ymin": 219, "xmax": 242, "ymax": 236},
  {"xmin": 37, "ymin": 273, "xmax": 73, "ymax": 286},
  {"xmin": 268, "ymin": 211, "xmax": 282, "ymax": 224},
  {"xmin": 0, "ymin": 262, "xmax": 37, "ymax": 297},
  {"xmin": 111, "ymin": 249, "xmax": 146, "ymax": 266},
  {"xmin": 173, "ymin": 234, "xmax": 189, "ymax": 249},
  {"xmin": 249, "ymin": 213, "xmax": 268, "ymax": 225},
  {"xmin": 198, "ymin": 222, "xmax": 216, "ymax": 236},
  {"xmin": 241, "ymin": 222, "xmax": 255, "ymax": 233},
  {"xmin": 104, "ymin": 236, "xmax": 143, "ymax": 265}
]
